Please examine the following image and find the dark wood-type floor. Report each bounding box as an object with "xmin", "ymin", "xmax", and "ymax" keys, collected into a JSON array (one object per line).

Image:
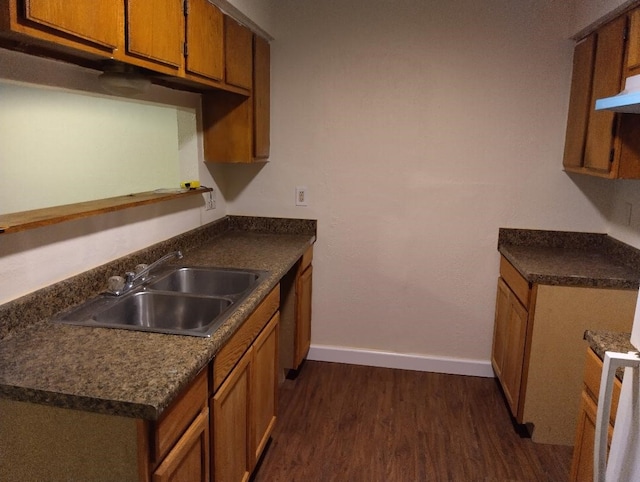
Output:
[{"xmin": 253, "ymin": 361, "xmax": 573, "ymax": 482}]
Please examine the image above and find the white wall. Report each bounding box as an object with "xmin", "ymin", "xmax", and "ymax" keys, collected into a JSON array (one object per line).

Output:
[
  {"xmin": 225, "ymin": 0, "xmax": 622, "ymax": 371},
  {"xmin": 0, "ymin": 50, "xmax": 226, "ymax": 303}
]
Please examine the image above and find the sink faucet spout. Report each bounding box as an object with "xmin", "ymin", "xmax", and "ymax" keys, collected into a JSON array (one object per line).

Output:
[{"xmin": 121, "ymin": 250, "xmax": 183, "ymax": 293}]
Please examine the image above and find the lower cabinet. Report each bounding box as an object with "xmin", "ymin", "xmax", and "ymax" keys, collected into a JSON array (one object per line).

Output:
[
  {"xmin": 491, "ymin": 256, "xmax": 635, "ymax": 445},
  {"xmin": 570, "ymin": 348, "xmax": 621, "ymax": 481},
  {"xmin": 211, "ymin": 286, "xmax": 280, "ymax": 482},
  {"xmin": 250, "ymin": 313, "xmax": 279, "ymax": 464}
]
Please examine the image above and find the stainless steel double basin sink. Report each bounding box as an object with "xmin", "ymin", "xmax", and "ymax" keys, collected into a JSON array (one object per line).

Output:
[{"xmin": 54, "ymin": 267, "xmax": 268, "ymax": 337}]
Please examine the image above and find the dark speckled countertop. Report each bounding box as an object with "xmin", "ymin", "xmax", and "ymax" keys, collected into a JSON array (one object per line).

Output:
[
  {"xmin": 0, "ymin": 216, "xmax": 316, "ymax": 420},
  {"xmin": 583, "ymin": 330, "xmax": 638, "ymax": 381},
  {"xmin": 583, "ymin": 330, "xmax": 636, "ymax": 360},
  {"xmin": 498, "ymin": 228, "xmax": 640, "ymax": 289}
]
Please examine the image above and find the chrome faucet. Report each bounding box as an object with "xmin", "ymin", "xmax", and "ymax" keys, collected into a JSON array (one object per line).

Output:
[
  {"xmin": 125, "ymin": 250, "xmax": 183, "ymax": 287},
  {"xmin": 107, "ymin": 250, "xmax": 183, "ymax": 295}
]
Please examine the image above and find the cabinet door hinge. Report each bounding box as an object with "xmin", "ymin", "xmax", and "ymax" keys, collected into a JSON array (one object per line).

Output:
[
  {"xmin": 610, "ymin": 148, "xmax": 615, "ymax": 163},
  {"xmin": 624, "ymin": 25, "xmax": 629, "ymax": 41},
  {"xmin": 184, "ymin": 0, "xmax": 189, "ymax": 16},
  {"xmin": 184, "ymin": 41, "xmax": 188, "ymax": 57}
]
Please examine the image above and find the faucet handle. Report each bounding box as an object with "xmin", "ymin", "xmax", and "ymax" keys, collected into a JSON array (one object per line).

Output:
[{"xmin": 107, "ymin": 276, "xmax": 125, "ymax": 294}]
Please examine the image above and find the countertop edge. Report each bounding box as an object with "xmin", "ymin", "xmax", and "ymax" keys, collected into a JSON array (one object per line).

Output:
[{"xmin": 498, "ymin": 244, "xmax": 640, "ymax": 290}]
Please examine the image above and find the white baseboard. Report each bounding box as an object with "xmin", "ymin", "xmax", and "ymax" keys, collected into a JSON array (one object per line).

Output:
[{"xmin": 307, "ymin": 344, "xmax": 495, "ymax": 378}]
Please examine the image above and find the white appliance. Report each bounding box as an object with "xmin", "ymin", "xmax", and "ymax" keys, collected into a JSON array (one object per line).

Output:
[{"xmin": 594, "ymin": 292, "xmax": 640, "ymax": 481}]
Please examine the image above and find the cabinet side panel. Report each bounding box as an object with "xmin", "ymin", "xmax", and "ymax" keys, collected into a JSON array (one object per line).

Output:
[
  {"xmin": 523, "ymin": 285, "xmax": 636, "ymax": 445},
  {"xmin": 253, "ymin": 35, "xmax": 270, "ymax": 159},
  {"xmin": 0, "ymin": 399, "xmax": 139, "ymax": 481}
]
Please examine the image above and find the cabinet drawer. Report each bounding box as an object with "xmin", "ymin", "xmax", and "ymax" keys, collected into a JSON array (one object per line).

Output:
[
  {"xmin": 152, "ymin": 367, "xmax": 208, "ymax": 464},
  {"xmin": 213, "ymin": 285, "xmax": 280, "ymax": 391},
  {"xmin": 583, "ymin": 347, "xmax": 621, "ymax": 426},
  {"xmin": 499, "ymin": 256, "xmax": 530, "ymax": 308}
]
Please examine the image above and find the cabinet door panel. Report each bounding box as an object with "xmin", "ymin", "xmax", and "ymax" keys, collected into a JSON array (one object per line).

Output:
[
  {"xmin": 570, "ymin": 389, "xmax": 614, "ymax": 482},
  {"xmin": 627, "ymin": 8, "xmax": 640, "ymax": 76},
  {"xmin": 25, "ymin": 0, "xmax": 120, "ymax": 49},
  {"xmin": 186, "ymin": 0, "xmax": 223, "ymax": 80},
  {"xmin": 584, "ymin": 16, "xmax": 626, "ymax": 172},
  {"xmin": 563, "ymin": 35, "xmax": 596, "ymax": 170},
  {"xmin": 127, "ymin": 0, "xmax": 184, "ymax": 68},
  {"xmin": 570, "ymin": 391, "xmax": 597, "ymax": 482},
  {"xmin": 213, "ymin": 351, "xmax": 251, "ymax": 482},
  {"xmin": 502, "ymin": 295, "xmax": 528, "ymax": 415},
  {"xmin": 153, "ymin": 409, "xmax": 210, "ymax": 482},
  {"xmin": 491, "ymin": 278, "xmax": 510, "ymax": 380},
  {"xmin": 225, "ymin": 17, "xmax": 253, "ymax": 89},
  {"xmin": 250, "ymin": 313, "xmax": 279, "ymax": 467},
  {"xmin": 492, "ymin": 277, "xmax": 528, "ymax": 416}
]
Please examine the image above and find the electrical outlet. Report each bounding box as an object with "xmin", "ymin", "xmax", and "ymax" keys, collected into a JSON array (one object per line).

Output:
[
  {"xmin": 205, "ymin": 190, "xmax": 216, "ymax": 210},
  {"xmin": 295, "ymin": 186, "xmax": 308, "ymax": 206}
]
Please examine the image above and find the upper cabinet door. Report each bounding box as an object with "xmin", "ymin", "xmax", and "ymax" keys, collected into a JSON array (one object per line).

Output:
[
  {"xmin": 563, "ymin": 35, "xmax": 596, "ymax": 170},
  {"xmin": 24, "ymin": 0, "xmax": 121, "ymax": 50},
  {"xmin": 583, "ymin": 16, "xmax": 626, "ymax": 173},
  {"xmin": 126, "ymin": 0, "xmax": 184, "ymax": 69},
  {"xmin": 225, "ymin": 16, "xmax": 253, "ymax": 90},
  {"xmin": 185, "ymin": 0, "xmax": 224, "ymax": 81},
  {"xmin": 626, "ymin": 7, "xmax": 640, "ymax": 77}
]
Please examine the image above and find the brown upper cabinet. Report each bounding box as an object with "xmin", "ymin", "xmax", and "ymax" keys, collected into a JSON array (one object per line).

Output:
[
  {"xmin": 626, "ymin": 7, "xmax": 640, "ymax": 77},
  {"xmin": 224, "ymin": 15, "xmax": 253, "ymax": 90},
  {"xmin": 563, "ymin": 10, "xmax": 640, "ymax": 179},
  {"xmin": 202, "ymin": 33, "xmax": 270, "ymax": 163},
  {"xmin": 126, "ymin": 0, "xmax": 185, "ymax": 74},
  {"xmin": 184, "ymin": 0, "xmax": 224, "ymax": 83},
  {"xmin": 0, "ymin": 0, "xmax": 123, "ymax": 55},
  {"xmin": 0, "ymin": 0, "xmax": 253, "ymax": 93}
]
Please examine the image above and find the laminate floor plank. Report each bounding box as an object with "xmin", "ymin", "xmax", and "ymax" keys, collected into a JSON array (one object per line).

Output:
[{"xmin": 253, "ymin": 362, "xmax": 572, "ymax": 482}]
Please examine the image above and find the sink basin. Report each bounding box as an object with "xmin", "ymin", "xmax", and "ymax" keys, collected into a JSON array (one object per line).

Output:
[
  {"xmin": 147, "ymin": 267, "xmax": 263, "ymax": 296},
  {"xmin": 54, "ymin": 266, "xmax": 269, "ymax": 337},
  {"xmin": 90, "ymin": 292, "xmax": 232, "ymax": 335}
]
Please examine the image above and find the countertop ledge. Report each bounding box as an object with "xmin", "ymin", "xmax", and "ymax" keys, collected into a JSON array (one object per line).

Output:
[
  {"xmin": 498, "ymin": 228, "xmax": 640, "ymax": 289},
  {"xmin": 0, "ymin": 216, "xmax": 316, "ymax": 420},
  {"xmin": 584, "ymin": 330, "xmax": 637, "ymax": 381}
]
